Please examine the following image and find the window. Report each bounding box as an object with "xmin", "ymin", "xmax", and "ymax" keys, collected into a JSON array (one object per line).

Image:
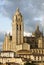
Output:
[
  {"xmin": 17, "ymin": 24, "xmax": 18, "ymax": 30},
  {"xmin": 20, "ymin": 25, "xmax": 21, "ymax": 30},
  {"xmin": 8, "ymin": 63, "xmax": 10, "ymax": 65}
]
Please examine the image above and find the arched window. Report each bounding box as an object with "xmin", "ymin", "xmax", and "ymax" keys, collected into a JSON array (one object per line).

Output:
[
  {"xmin": 20, "ymin": 25, "xmax": 21, "ymax": 30},
  {"xmin": 17, "ymin": 24, "xmax": 18, "ymax": 30}
]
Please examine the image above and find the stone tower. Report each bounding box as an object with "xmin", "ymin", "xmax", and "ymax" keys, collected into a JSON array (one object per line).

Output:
[
  {"xmin": 12, "ymin": 8, "xmax": 24, "ymax": 52},
  {"xmin": 3, "ymin": 33, "xmax": 11, "ymax": 51}
]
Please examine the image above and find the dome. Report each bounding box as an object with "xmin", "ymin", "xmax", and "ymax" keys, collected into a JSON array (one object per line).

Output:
[{"xmin": 17, "ymin": 50, "xmax": 31, "ymax": 54}]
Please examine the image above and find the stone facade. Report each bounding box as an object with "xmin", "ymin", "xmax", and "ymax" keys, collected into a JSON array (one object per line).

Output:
[
  {"xmin": 2, "ymin": 8, "xmax": 44, "ymax": 65},
  {"xmin": 12, "ymin": 8, "xmax": 24, "ymax": 52},
  {"xmin": 2, "ymin": 8, "xmax": 29, "ymax": 52},
  {"xmin": 3, "ymin": 8, "xmax": 44, "ymax": 51},
  {"xmin": 3, "ymin": 34, "xmax": 11, "ymax": 51}
]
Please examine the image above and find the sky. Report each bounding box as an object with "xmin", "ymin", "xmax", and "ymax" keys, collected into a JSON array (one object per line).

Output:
[{"xmin": 0, "ymin": 0, "xmax": 44, "ymax": 49}]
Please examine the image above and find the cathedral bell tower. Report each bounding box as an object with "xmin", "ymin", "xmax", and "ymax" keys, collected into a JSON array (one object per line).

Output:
[{"xmin": 12, "ymin": 8, "xmax": 24, "ymax": 52}]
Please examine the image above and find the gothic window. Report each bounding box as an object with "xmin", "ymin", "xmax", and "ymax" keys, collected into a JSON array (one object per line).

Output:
[
  {"xmin": 16, "ymin": 24, "xmax": 18, "ymax": 44},
  {"xmin": 20, "ymin": 25, "xmax": 21, "ymax": 30},
  {"xmin": 34, "ymin": 56, "xmax": 36, "ymax": 60},
  {"xmin": 17, "ymin": 24, "xmax": 18, "ymax": 30}
]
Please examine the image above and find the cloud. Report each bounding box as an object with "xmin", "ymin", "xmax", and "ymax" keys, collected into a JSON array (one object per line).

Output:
[
  {"xmin": 33, "ymin": 15, "xmax": 44, "ymax": 27},
  {"xmin": 24, "ymin": 32, "xmax": 32, "ymax": 36},
  {"xmin": 0, "ymin": 0, "xmax": 44, "ymax": 43}
]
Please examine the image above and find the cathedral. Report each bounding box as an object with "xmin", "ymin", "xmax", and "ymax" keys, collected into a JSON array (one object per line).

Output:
[
  {"xmin": 3, "ymin": 8, "xmax": 30, "ymax": 52},
  {"xmin": 3, "ymin": 8, "xmax": 44, "ymax": 51},
  {"xmin": 1, "ymin": 8, "xmax": 44, "ymax": 65}
]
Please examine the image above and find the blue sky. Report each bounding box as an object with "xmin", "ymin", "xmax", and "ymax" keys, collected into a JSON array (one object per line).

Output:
[
  {"xmin": 0, "ymin": 0, "xmax": 44, "ymax": 48},
  {"xmin": 0, "ymin": 0, "xmax": 44, "ymax": 33},
  {"xmin": 0, "ymin": 13, "xmax": 11, "ymax": 32},
  {"xmin": 0, "ymin": 0, "xmax": 12, "ymax": 33}
]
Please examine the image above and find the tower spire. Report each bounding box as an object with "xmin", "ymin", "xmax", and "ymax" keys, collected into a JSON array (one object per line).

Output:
[
  {"xmin": 15, "ymin": 8, "xmax": 21, "ymax": 15},
  {"xmin": 36, "ymin": 24, "xmax": 39, "ymax": 31},
  {"xmin": 12, "ymin": 8, "xmax": 23, "ymax": 51},
  {"xmin": 16, "ymin": 8, "xmax": 19, "ymax": 12}
]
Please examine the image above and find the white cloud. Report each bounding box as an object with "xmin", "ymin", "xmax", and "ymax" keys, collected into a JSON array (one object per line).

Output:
[
  {"xmin": 33, "ymin": 17, "xmax": 42, "ymax": 21},
  {"xmin": 33, "ymin": 16, "xmax": 44, "ymax": 27},
  {"xmin": 24, "ymin": 32, "xmax": 32, "ymax": 36},
  {"xmin": 40, "ymin": 16, "xmax": 44, "ymax": 27}
]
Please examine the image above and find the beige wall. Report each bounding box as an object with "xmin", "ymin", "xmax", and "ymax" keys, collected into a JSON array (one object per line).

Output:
[
  {"xmin": 16, "ymin": 45, "xmax": 22, "ymax": 51},
  {"xmin": 0, "ymin": 58, "xmax": 23, "ymax": 65},
  {"xmin": 38, "ymin": 37, "xmax": 43, "ymax": 48},
  {"xmin": 23, "ymin": 43, "xmax": 30, "ymax": 50},
  {"xmin": 3, "ymin": 35, "xmax": 11, "ymax": 51},
  {"xmin": 38, "ymin": 37, "xmax": 44, "ymax": 48},
  {"xmin": 12, "ymin": 9, "xmax": 24, "ymax": 52}
]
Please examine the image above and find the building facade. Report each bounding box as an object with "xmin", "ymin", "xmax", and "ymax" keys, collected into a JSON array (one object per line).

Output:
[
  {"xmin": 3, "ymin": 8, "xmax": 30, "ymax": 52},
  {"xmin": 2, "ymin": 8, "xmax": 44, "ymax": 65}
]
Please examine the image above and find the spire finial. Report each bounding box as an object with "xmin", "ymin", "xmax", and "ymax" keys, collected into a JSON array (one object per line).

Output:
[
  {"xmin": 36, "ymin": 23, "xmax": 39, "ymax": 31},
  {"xmin": 15, "ymin": 8, "xmax": 20, "ymax": 15},
  {"xmin": 16, "ymin": 8, "xmax": 19, "ymax": 12}
]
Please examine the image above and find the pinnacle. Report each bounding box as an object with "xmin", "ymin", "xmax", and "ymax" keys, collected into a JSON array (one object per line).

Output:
[{"xmin": 16, "ymin": 8, "xmax": 19, "ymax": 12}]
